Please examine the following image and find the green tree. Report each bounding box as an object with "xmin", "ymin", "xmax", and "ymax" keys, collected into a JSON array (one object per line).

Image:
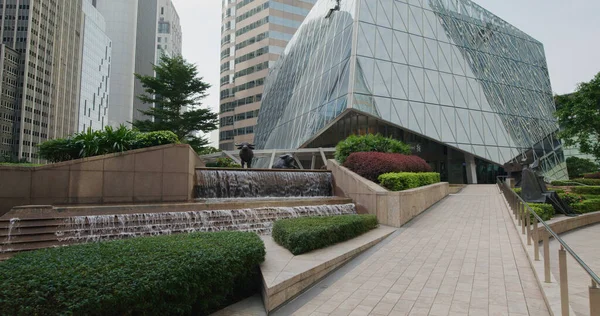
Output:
[
  {"xmin": 132, "ymin": 55, "xmax": 218, "ymax": 152},
  {"xmin": 555, "ymin": 72, "xmax": 600, "ymax": 160},
  {"xmin": 197, "ymin": 146, "xmax": 221, "ymax": 155},
  {"xmin": 565, "ymin": 156, "xmax": 598, "ymax": 179}
]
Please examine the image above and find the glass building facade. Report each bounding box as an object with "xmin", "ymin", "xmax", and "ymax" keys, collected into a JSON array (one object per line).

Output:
[
  {"xmin": 254, "ymin": 0, "xmax": 569, "ymax": 183},
  {"xmin": 79, "ymin": 0, "xmax": 112, "ymax": 132}
]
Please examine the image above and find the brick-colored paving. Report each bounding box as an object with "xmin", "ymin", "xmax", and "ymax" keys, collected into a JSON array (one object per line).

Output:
[{"xmin": 291, "ymin": 185, "xmax": 549, "ymax": 316}]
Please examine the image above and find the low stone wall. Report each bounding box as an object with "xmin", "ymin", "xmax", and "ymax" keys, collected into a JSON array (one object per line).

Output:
[
  {"xmin": 327, "ymin": 159, "xmax": 449, "ymax": 227},
  {"xmin": 537, "ymin": 211, "xmax": 600, "ymax": 241},
  {"xmin": 0, "ymin": 144, "xmax": 201, "ymax": 216}
]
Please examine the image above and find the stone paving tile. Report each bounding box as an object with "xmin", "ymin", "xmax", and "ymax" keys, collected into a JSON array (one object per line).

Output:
[{"xmin": 290, "ymin": 185, "xmax": 550, "ymax": 316}]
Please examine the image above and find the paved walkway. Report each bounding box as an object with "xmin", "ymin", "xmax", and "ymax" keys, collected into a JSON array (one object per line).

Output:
[
  {"xmin": 549, "ymin": 223, "xmax": 600, "ymax": 316},
  {"xmin": 287, "ymin": 185, "xmax": 549, "ymax": 316}
]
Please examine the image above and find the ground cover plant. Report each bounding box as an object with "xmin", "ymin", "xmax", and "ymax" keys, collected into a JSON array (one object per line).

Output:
[
  {"xmin": 335, "ymin": 134, "xmax": 411, "ymax": 164},
  {"xmin": 272, "ymin": 215, "xmax": 378, "ymax": 255},
  {"xmin": 343, "ymin": 152, "xmax": 432, "ymax": 182},
  {"xmin": 378, "ymin": 172, "xmax": 441, "ymax": 191},
  {"xmin": 0, "ymin": 232, "xmax": 265, "ymax": 316}
]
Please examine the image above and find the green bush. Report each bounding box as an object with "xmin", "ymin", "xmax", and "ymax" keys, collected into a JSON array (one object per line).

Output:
[
  {"xmin": 551, "ymin": 180, "xmax": 582, "ymax": 186},
  {"xmin": 558, "ymin": 192, "xmax": 585, "ymax": 206},
  {"xmin": 571, "ymin": 178, "xmax": 600, "ymax": 186},
  {"xmin": 378, "ymin": 172, "xmax": 441, "ymax": 191},
  {"xmin": 528, "ymin": 203, "xmax": 555, "ymax": 221},
  {"xmin": 335, "ymin": 134, "xmax": 411, "ymax": 164},
  {"xmin": 571, "ymin": 186, "xmax": 600, "ymax": 195},
  {"xmin": 552, "ymin": 188, "xmax": 566, "ymax": 194},
  {"xmin": 0, "ymin": 232, "xmax": 265, "ymax": 316},
  {"xmin": 513, "ymin": 187, "xmax": 522, "ymax": 195},
  {"xmin": 205, "ymin": 157, "xmax": 241, "ymax": 168},
  {"xmin": 566, "ymin": 156, "xmax": 599, "ymax": 179},
  {"xmin": 38, "ymin": 126, "xmax": 180, "ymax": 163},
  {"xmin": 272, "ymin": 215, "xmax": 378, "ymax": 255},
  {"xmin": 572, "ymin": 199, "xmax": 600, "ymax": 214}
]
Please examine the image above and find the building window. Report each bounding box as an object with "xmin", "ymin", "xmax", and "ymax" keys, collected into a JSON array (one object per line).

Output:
[
  {"xmin": 161, "ymin": 7, "xmax": 164, "ymax": 15},
  {"xmin": 157, "ymin": 37, "xmax": 161, "ymax": 42},
  {"xmin": 157, "ymin": 44, "xmax": 161, "ymax": 49}
]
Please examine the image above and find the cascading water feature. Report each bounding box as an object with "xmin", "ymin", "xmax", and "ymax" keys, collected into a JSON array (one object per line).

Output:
[
  {"xmin": 195, "ymin": 169, "xmax": 333, "ymax": 198},
  {"xmin": 0, "ymin": 218, "xmax": 19, "ymax": 253},
  {"xmin": 55, "ymin": 204, "xmax": 356, "ymax": 243}
]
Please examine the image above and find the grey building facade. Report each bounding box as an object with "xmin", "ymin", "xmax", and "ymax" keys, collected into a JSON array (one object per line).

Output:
[{"xmin": 254, "ymin": 0, "xmax": 568, "ymax": 183}]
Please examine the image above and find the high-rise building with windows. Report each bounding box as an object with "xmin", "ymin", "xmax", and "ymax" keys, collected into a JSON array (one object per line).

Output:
[
  {"xmin": 133, "ymin": 0, "xmax": 182, "ymax": 122},
  {"xmin": 79, "ymin": 0, "xmax": 111, "ymax": 132},
  {"xmin": 0, "ymin": 0, "xmax": 83, "ymax": 162},
  {"xmin": 218, "ymin": 0, "xmax": 316, "ymax": 150}
]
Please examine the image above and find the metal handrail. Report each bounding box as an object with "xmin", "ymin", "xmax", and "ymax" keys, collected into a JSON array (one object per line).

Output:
[{"xmin": 497, "ymin": 178, "xmax": 600, "ymax": 285}]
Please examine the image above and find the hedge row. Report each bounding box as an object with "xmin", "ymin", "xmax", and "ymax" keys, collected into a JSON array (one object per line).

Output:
[
  {"xmin": 571, "ymin": 178, "xmax": 600, "ymax": 186},
  {"xmin": 344, "ymin": 152, "xmax": 432, "ymax": 182},
  {"xmin": 527, "ymin": 203, "xmax": 555, "ymax": 221},
  {"xmin": 205, "ymin": 157, "xmax": 241, "ymax": 168},
  {"xmin": 583, "ymin": 172, "xmax": 600, "ymax": 179},
  {"xmin": 0, "ymin": 232, "xmax": 265, "ymax": 316},
  {"xmin": 571, "ymin": 186, "xmax": 600, "ymax": 195},
  {"xmin": 550, "ymin": 180, "xmax": 583, "ymax": 186},
  {"xmin": 572, "ymin": 199, "xmax": 600, "ymax": 214},
  {"xmin": 558, "ymin": 192, "xmax": 585, "ymax": 206},
  {"xmin": 378, "ymin": 172, "xmax": 440, "ymax": 191},
  {"xmin": 272, "ymin": 215, "xmax": 378, "ymax": 255},
  {"xmin": 38, "ymin": 125, "xmax": 179, "ymax": 163},
  {"xmin": 335, "ymin": 134, "xmax": 411, "ymax": 164}
]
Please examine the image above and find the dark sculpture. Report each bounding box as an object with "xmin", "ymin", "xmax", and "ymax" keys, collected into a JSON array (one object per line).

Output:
[
  {"xmin": 272, "ymin": 154, "xmax": 298, "ymax": 169},
  {"xmin": 521, "ymin": 160, "xmax": 578, "ymax": 216},
  {"xmin": 236, "ymin": 142, "xmax": 254, "ymax": 169}
]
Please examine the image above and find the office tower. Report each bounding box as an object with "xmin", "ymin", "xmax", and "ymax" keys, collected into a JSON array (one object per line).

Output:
[
  {"xmin": 79, "ymin": 0, "xmax": 111, "ymax": 132},
  {"xmin": 218, "ymin": 0, "xmax": 316, "ymax": 150},
  {"xmin": 133, "ymin": 0, "xmax": 182, "ymax": 122},
  {"xmin": 93, "ymin": 0, "xmax": 138, "ymax": 128},
  {"xmin": 0, "ymin": 0, "xmax": 83, "ymax": 162},
  {"xmin": 254, "ymin": 0, "xmax": 568, "ymax": 183}
]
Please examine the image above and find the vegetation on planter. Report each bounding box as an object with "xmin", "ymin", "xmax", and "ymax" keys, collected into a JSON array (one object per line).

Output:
[
  {"xmin": 550, "ymin": 180, "xmax": 583, "ymax": 186},
  {"xmin": 565, "ymin": 156, "xmax": 599, "ymax": 179},
  {"xmin": 205, "ymin": 157, "xmax": 241, "ymax": 168},
  {"xmin": 583, "ymin": 172, "xmax": 600, "ymax": 179},
  {"xmin": 528, "ymin": 203, "xmax": 555, "ymax": 221},
  {"xmin": 513, "ymin": 187, "xmax": 522, "ymax": 195},
  {"xmin": 378, "ymin": 172, "xmax": 441, "ymax": 191},
  {"xmin": 272, "ymin": 215, "xmax": 378, "ymax": 255},
  {"xmin": 570, "ymin": 178, "xmax": 600, "ymax": 186},
  {"xmin": 0, "ymin": 232, "xmax": 265, "ymax": 316},
  {"xmin": 38, "ymin": 125, "xmax": 179, "ymax": 163},
  {"xmin": 343, "ymin": 152, "xmax": 432, "ymax": 182},
  {"xmin": 558, "ymin": 192, "xmax": 586, "ymax": 206},
  {"xmin": 571, "ymin": 186, "xmax": 600, "ymax": 195},
  {"xmin": 132, "ymin": 55, "xmax": 219, "ymax": 152},
  {"xmin": 572, "ymin": 199, "xmax": 600, "ymax": 214},
  {"xmin": 335, "ymin": 134, "xmax": 411, "ymax": 164},
  {"xmin": 197, "ymin": 147, "xmax": 221, "ymax": 155}
]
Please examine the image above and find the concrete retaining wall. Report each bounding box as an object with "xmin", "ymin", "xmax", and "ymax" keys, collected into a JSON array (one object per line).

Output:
[
  {"xmin": 327, "ymin": 159, "xmax": 449, "ymax": 227},
  {"xmin": 537, "ymin": 211, "xmax": 600, "ymax": 241},
  {"xmin": 0, "ymin": 144, "xmax": 201, "ymax": 216}
]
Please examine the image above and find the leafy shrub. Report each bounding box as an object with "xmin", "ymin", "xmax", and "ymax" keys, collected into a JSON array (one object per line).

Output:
[
  {"xmin": 272, "ymin": 215, "xmax": 378, "ymax": 255},
  {"xmin": 513, "ymin": 187, "xmax": 522, "ymax": 195},
  {"xmin": 335, "ymin": 134, "xmax": 411, "ymax": 164},
  {"xmin": 38, "ymin": 126, "xmax": 179, "ymax": 163},
  {"xmin": 552, "ymin": 188, "xmax": 566, "ymax": 194},
  {"xmin": 134, "ymin": 130, "xmax": 179, "ymax": 148},
  {"xmin": 528, "ymin": 203, "xmax": 555, "ymax": 221},
  {"xmin": 343, "ymin": 152, "xmax": 432, "ymax": 182},
  {"xmin": 566, "ymin": 156, "xmax": 598, "ymax": 179},
  {"xmin": 558, "ymin": 192, "xmax": 586, "ymax": 206},
  {"xmin": 0, "ymin": 232, "xmax": 265, "ymax": 316},
  {"xmin": 571, "ymin": 178, "xmax": 600, "ymax": 186},
  {"xmin": 551, "ymin": 180, "xmax": 582, "ymax": 186},
  {"xmin": 378, "ymin": 172, "xmax": 441, "ymax": 191},
  {"xmin": 572, "ymin": 199, "xmax": 600, "ymax": 214},
  {"xmin": 205, "ymin": 157, "xmax": 241, "ymax": 168},
  {"xmin": 583, "ymin": 172, "xmax": 600, "ymax": 179},
  {"xmin": 571, "ymin": 186, "xmax": 600, "ymax": 195}
]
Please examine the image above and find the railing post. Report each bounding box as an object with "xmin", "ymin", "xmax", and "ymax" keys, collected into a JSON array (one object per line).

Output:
[
  {"xmin": 517, "ymin": 201, "xmax": 522, "ymax": 225},
  {"xmin": 526, "ymin": 207, "xmax": 532, "ymax": 245},
  {"xmin": 544, "ymin": 231, "xmax": 551, "ymax": 283},
  {"xmin": 559, "ymin": 246, "xmax": 569, "ymax": 316},
  {"xmin": 521, "ymin": 203, "xmax": 526, "ymax": 235},
  {"xmin": 590, "ymin": 280, "xmax": 600, "ymax": 316},
  {"xmin": 533, "ymin": 216, "xmax": 540, "ymax": 261}
]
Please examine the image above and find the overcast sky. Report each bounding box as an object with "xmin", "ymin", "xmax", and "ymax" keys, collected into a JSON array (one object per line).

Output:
[{"xmin": 175, "ymin": 0, "xmax": 600, "ymax": 147}]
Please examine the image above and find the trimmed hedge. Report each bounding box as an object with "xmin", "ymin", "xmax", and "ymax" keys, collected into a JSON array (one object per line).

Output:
[
  {"xmin": 558, "ymin": 192, "xmax": 586, "ymax": 206},
  {"xmin": 571, "ymin": 186, "xmax": 600, "ymax": 195},
  {"xmin": 272, "ymin": 215, "xmax": 378, "ymax": 255},
  {"xmin": 378, "ymin": 172, "xmax": 440, "ymax": 191},
  {"xmin": 335, "ymin": 134, "xmax": 411, "ymax": 164},
  {"xmin": 571, "ymin": 178, "xmax": 600, "ymax": 186},
  {"xmin": 205, "ymin": 157, "xmax": 241, "ymax": 168},
  {"xmin": 0, "ymin": 232, "xmax": 265, "ymax": 316},
  {"xmin": 572, "ymin": 199, "xmax": 600, "ymax": 214},
  {"xmin": 551, "ymin": 180, "xmax": 583, "ymax": 186},
  {"xmin": 583, "ymin": 172, "xmax": 600, "ymax": 179},
  {"xmin": 513, "ymin": 188, "xmax": 522, "ymax": 195},
  {"xmin": 344, "ymin": 152, "xmax": 432, "ymax": 182},
  {"xmin": 528, "ymin": 203, "xmax": 555, "ymax": 221},
  {"xmin": 133, "ymin": 130, "xmax": 180, "ymax": 149}
]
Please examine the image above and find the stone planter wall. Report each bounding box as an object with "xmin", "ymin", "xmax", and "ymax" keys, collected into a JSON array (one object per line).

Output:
[
  {"xmin": 0, "ymin": 144, "xmax": 202, "ymax": 216},
  {"xmin": 327, "ymin": 159, "xmax": 449, "ymax": 227}
]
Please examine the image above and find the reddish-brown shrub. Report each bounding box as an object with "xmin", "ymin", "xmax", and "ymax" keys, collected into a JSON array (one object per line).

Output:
[
  {"xmin": 343, "ymin": 152, "xmax": 432, "ymax": 182},
  {"xmin": 583, "ymin": 172, "xmax": 600, "ymax": 179}
]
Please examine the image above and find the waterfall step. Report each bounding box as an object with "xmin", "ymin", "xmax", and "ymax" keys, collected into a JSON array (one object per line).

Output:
[{"xmin": 259, "ymin": 226, "xmax": 397, "ymax": 313}]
